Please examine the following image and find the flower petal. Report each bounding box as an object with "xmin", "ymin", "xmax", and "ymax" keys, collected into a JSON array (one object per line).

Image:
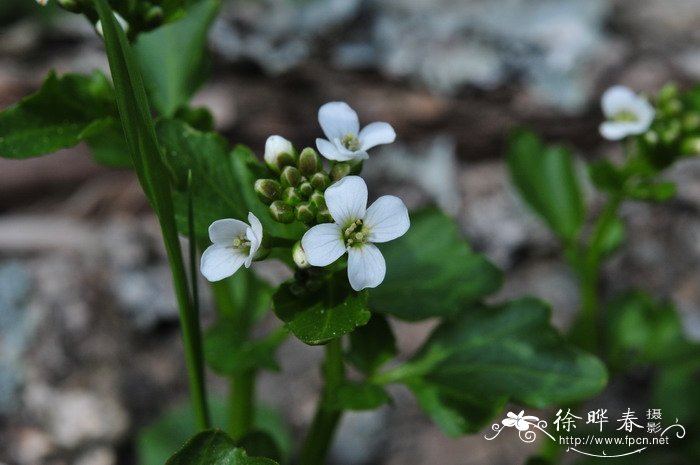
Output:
[
  {"xmin": 359, "ymin": 122, "xmax": 396, "ymax": 150},
  {"xmin": 364, "ymin": 195, "xmax": 410, "ymax": 243},
  {"xmin": 209, "ymin": 218, "xmax": 248, "ymax": 245},
  {"xmin": 347, "ymin": 243, "xmax": 386, "ymax": 291},
  {"xmin": 301, "ymin": 223, "xmax": 346, "ymax": 267},
  {"xmin": 332, "ymin": 138, "xmax": 369, "ymax": 161},
  {"xmin": 318, "ymin": 102, "xmax": 360, "ymax": 141},
  {"xmin": 502, "ymin": 418, "xmax": 517, "ymax": 427},
  {"xmin": 200, "ymin": 245, "xmax": 246, "ymax": 282},
  {"xmin": 246, "ymin": 212, "xmax": 263, "ymax": 253},
  {"xmin": 600, "ymin": 121, "xmax": 636, "ymax": 140},
  {"xmin": 325, "ymin": 175, "xmax": 367, "ymax": 225},
  {"xmin": 601, "ymin": 85, "xmax": 637, "ymax": 117},
  {"xmin": 316, "ymin": 138, "xmax": 347, "ymax": 161}
]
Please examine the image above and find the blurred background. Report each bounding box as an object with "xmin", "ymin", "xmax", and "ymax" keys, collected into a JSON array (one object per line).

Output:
[{"xmin": 2, "ymin": 0, "xmax": 700, "ymax": 464}]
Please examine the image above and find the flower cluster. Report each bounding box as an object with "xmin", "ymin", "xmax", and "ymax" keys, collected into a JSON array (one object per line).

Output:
[{"xmin": 201, "ymin": 102, "xmax": 408, "ymax": 291}]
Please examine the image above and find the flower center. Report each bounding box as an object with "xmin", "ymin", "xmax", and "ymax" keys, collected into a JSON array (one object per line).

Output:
[
  {"xmin": 612, "ymin": 109, "xmax": 639, "ymax": 123},
  {"xmin": 231, "ymin": 234, "xmax": 251, "ymax": 253},
  {"xmin": 341, "ymin": 133, "xmax": 361, "ymax": 151},
  {"xmin": 343, "ymin": 219, "xmax": 370, "ymax": 248}
]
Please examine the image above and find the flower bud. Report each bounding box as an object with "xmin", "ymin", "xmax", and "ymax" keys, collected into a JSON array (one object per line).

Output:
[
  {"xmin": 298, "ymin": 181, "xmax": 313, "ymax": 198},
  {"xmin": 330, "ymin": 162, "xmax": 351, "ymax": 181},
  {"xmin": 292, "ymin": 242, "xmax": 310, "ymax": 269},
  {"xmin": 254, "ymin": 179, "xmax": 281, "ymax": 205},
  {"xmin": 643, "ymin": 130, "xmax": 659, "ymax": 146},
  {"xmin": 280, "ymin": 166, "xmax": 302, "ymax": 188},
  {"xmin": 295, "ymin": 202, "xmax": 317, "ymax": 224},
  {"xmin": 144, "ymin": 6, "xmax": 164, "ymax": 27},
  {"xmin": 96, "ymin": 12, "xmax": 129, "ymax": 37},
  {"xmin": 681, "ymin": 136, "xmax": 700, "ymax": 155},
  {"xmin": 57, "ymin": 0, "xmax": 81, "ymax": 11},
  {"xmin": 264, "ymin": 135, "xmax": 295, "ymax": 173},
  {"xmin": 283, "ymin": 187, "xmax": 302, "ymax": 206},
  {"xmin": 316, "ymin": 208, "xmax": 334, "ymax": 224},
  {"xmin": 310, "ymin": 171, "xmax": 330, "ymax": 191},
  {"xmin": 269, "ymin": 200, "xmax": 295, "ymax": 223},
  {"xmin": 683, "ymin": 113, "xmax": 700, "ymax": 132},
  {"xmin": 309, "ymin": 191, "xmax": 326, "ymax": 211},
  {"xmin": 298, "ymin": 147, "xmax": 322, "ymax": 176}
]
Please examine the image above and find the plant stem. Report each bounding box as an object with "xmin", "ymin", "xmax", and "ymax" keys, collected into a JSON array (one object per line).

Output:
[
  {"xmin": 93, "ymin": 0, "xmax": 210, "ymax": 430},
  {"xmin": 299, "ymin": 338, "xmax": 344, "ymax": 465},
  {"xmin": 570, "ymin": 194, "xmax": 622, "ymax": 353},
  {"xmin": 228, "ymin": 369, "xmax": 255, "ymax": 439},
  {"xmin": 209, "ymin": 280, "xmax": 257, "ymax": 438}
]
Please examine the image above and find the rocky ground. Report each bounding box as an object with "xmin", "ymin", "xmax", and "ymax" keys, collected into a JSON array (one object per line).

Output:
[{"xmin": 2, "ymin": 0, "xmax": 700, "ymax": 464}]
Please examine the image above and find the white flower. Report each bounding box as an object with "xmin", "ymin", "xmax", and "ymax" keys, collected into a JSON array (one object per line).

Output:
[
  {"xmin": 96, "ymin": 12, "xmax": 129, "ymax": 38},
  {"xmin": 315, "ymin": 102, "xmax": 396, "ymax": 162},
  {"xmin": 200, "ymin": 212, "xmax": 263, "ymax": 282},
  {"xmin": 502, "ymin": 411, "xmax": 539, "ymax": 432},
  {"xmin": 36, "ymin": 0, "xmax": 48, "ymax": 6},
  {"xmin": 301, "ymin": 176, "xmax": 409, "ymax": 291},
  {"xmin": 599, "ymin": 85, "xmax": 655, "ymax": 141},
  {"xmin": 264, "ymin": 135, "xmax": 294, "ymax": 172}
]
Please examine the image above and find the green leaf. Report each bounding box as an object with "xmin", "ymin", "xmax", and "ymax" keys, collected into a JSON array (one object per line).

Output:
[
  {"xmin": 272, "ymin": 274, "xmax": 371, "ymax": 345},
  {"xmin": 156, "ymin": 118, "xmax": 303, "ymax": 241},
  {"xmin": 597, "ymin": 216, "xmax": 626, "ymax": 258},
  {"xmin": 369, "ymin": 209, "xmax": 502, "ymax": 321},
  {"xmin": 588, "ymin": 159, "xmax": 627, "ymax": 193},
  {"xmin": 134, "ymin": 0, "xmax": 221, "ymax": 116},
  {"xmin": 204, "ymin": 321, "xmax": 285, "ymax": 375},
  {"xmin": 627, "ymin": 180, "xmax": 677, "ymax": 202},
  {"xmin": 138, "ymin": 401, "xmax": 290, "ymax": 465},
  {"xmin": 84, "ymin": 118, "xmax": 132, "ymax": 168},
  {"xmin": 347, "ymin": 313, "xmax": 397, "ymax": 375},
  {"xmin": 166, "ymin": 430, "xmax": 278, "ymax": 465},
  {"xmin": 507, "ymin": 130, "xmax": 586, "ymax": 242},
  {"xmin": 380, "ymin": 298, "xmax": 607, "ymax": 436},
  {"xmin": 0, "ymin": 71, "xmax": 128, "ymax": 163},
  {"xmin": 606, "ymin": 291, "xmax": 686, "ymax": 370},
  {"xmin": 327, "ymin": 382, "xmax": 391, "ymax": 411}
]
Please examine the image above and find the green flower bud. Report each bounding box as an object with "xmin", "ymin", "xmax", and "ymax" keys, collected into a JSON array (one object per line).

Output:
[
  {"xmin": 144, "ymin": 6, "xmax": 164, "ymax": 27},
  {"xmin": 681, "ymin": 136, "xmax": 700, "ymax": 155},
  {"xmin": 280, "ymin": 166, "xmax": 302, "ymax": 188},
  {"xmin": 254, "ymin": 179, "xmax": 282, "ymax": 205},
  {"xmin": 292, "ymin": 242, "xmax": 310, "ymax": 269},
  {"xmin": 283, "ymin": 187, "xmax": 302, "ymax": 206},
  {"xmin": 644, "ymin": 130, "xmax": 659, "ymax": 146},
  {"xmin": 658, "ymin": 83, "xmax": 679, "ymax": 104},
  {"xmin": 298, "ymin": 147, "xmax": 322, "ymax": 176},
  {"xmin": 310, "ymin": 171, "xmax": 330, "ymax": 191},
  {"xmin": 316, "ymin": 208, "xmax": 334, "ymax": 224},
  {"xmin": 299, "ymin": 181, "xmax": 313, "ymax": 198},
  {"xmin": 661, "ymin": 120, "xmax": 681, "ymax": 145},
  {"xmin": 269, "ymin": 200, "xmax": 295, "ymax": 223},
  {"xmin": 330, "ymin": 162, "xmax": 351, "ymax": 181},
  {"xmin": 309, "ymin": 191, "xmax": 326, "ymax": 211},
  {"xmin": 295, "ymin": 202, "xmax": 317, "ymax": 224},
  {"xmin": 683, "ymin": 113, "xmax": 700, "ymax": 132},
  {"xmin": 348, "ymin": 159, "xmax": 363, "ymax": 175},
  {"xmin": 265, "ymin": 135, "xmax": 296, "ymax": 173},
  {"xmin": 57, "ymin": 0, "xmax": 81, "ymax": 12}
]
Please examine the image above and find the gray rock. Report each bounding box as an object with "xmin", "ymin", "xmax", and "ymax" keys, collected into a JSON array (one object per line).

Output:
[
  {"xmin": 0, "ymin": 261, "xmax": 33, "ymax": 414},
  {"xmin": 23, "ymin": 385, "xmax": 129, "ymax": 449}
]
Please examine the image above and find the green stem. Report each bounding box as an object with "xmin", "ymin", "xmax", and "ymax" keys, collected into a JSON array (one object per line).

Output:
[
  {"xmin": 299, "ymin": 338, "xmax": 344, "ymax": 465},
  {"xmin": 209, "ymin": 280, "xmax": 257, "ymax": 438},
  {"xmin": 93, "ymin": 0, "xmax": 210, "ymax": 430},
  {"xmin": 228, "ymin": 370, "xmax": 255, "ymax": 439},
  {"xmin": 570, "ymin": 194, "xmax": 622, "ymax": 353}
]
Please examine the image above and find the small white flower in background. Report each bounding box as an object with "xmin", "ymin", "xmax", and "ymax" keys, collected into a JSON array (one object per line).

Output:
[
  {"xmin": 96, "ymin": 12, "xmax": 129, "ymax": 38},
  {"xmin": 315, "ymin": 102, "xmax": 396, "ymax": 162},
  {"xmin": 36, "ymin": 0, "xmax": 48, "ymax": 6},
  {"xmin": 301, "ymin": 176, "xmax": 409, "ymax": 291},
  {"xmin": 200, "ymin": 212, "xmax": 263, "ymax": 282},
  {"xmin": 599, "ymin": 85, "xmax": 655, "ymax": 141},
  {"xmin": 502, "ymin": 411, "xmax": 539, "ymax": 432},
  {"xmin": 264, "ymin": 135, "xmax": 294, "ymax": 172}
]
